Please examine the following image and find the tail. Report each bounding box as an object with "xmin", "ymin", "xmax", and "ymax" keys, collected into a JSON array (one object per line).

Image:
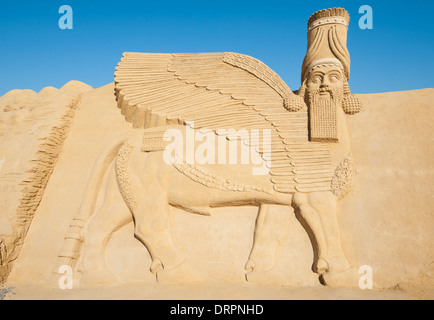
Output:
[{"xmin": 51, "ymin": 134, "xmax": 128, "ymax": 286}]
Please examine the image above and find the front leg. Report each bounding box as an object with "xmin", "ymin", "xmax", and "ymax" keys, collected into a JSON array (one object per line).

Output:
[
  {"xmin": 293, "ymin": 191, "xmax": 360, "ymax": 288},
  {"xmin": 304, "ymin": 191, "xmax": 350, "ymax": 273},
  {"xmin": 245, "ymin": 204, "xmax": 290, "ymax": 284}
]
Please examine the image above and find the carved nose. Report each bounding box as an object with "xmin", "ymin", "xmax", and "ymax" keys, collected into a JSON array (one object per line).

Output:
[
  {"xmin": 320, "ymin": 78, "xmax": 330, "ymax": 85},
  {"xmin": 320, "ymin": 83, "xmax": 330, "ymax": 91}
]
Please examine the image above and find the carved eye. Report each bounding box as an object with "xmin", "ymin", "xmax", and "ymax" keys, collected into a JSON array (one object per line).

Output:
[
  {"xmin": 312, "ymin": 76, "xmax": 322, "ymax": 83},
  {"xmin": 330, "ymin": 75, "xmax": 340, "ymax": 82}
]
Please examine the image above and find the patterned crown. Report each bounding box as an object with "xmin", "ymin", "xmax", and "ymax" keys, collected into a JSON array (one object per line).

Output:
[{"xmin": 307, "ymin": 7, "xmax": 350, "ymax": 30}]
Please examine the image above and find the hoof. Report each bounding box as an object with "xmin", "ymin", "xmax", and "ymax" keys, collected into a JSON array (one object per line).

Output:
[
  {"xmin": 245, "ymin": 258, "xmax": 282, "ymax": 286},
  {"xmin": 150, "ymin": 258, "xmax": 163, "ymax": 274},
  {"xmin": 313, "ymin": 258, "xmax": 329, "ymax": 275},
  {"xmin": 320, "ymin": 267, "xmax": 360, "ymax": 288},
  {"xmin": 245, "ymin": 260, "xmax": 255, "ymax": 273}
]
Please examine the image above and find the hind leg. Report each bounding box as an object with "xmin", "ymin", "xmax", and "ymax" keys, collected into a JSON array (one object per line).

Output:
[
  {"xmin": 127, "ymin": 172, "xmax": 206, "ymax": 284},
  {"xmin": 245, "ymin": 204, "xmax": 290, "ymax": 285},
  {"xmin": 79, "ymin": 164, "xmax": 132, "ymax": 285}
]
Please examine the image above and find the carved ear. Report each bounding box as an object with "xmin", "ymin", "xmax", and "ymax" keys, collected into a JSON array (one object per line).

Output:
[{"xmin": 342, "ymin": 82, "xmax": 363, "ymax": 115}]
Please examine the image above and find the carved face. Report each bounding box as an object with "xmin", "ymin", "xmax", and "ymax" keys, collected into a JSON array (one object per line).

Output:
[
  {"xmin": 306, "ymin": 65, "xmax": 345, "ymax": 101},
  {"xmin": 304, "ymin": 65, "xmax": 345, "ymax": 142}
]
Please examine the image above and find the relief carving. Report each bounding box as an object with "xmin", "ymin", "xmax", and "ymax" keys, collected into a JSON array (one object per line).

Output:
[{"xmin": 54, "ymin": 8, "xmax": 365, "ymax": 288}]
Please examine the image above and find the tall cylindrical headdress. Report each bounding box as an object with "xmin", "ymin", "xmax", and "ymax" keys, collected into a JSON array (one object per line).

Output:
[
  {"xmin": 299, "ymin": 8, "xmax": 362, "ymax": 116},
  {"xmin": 301, "ymin": 8, "xmax": 351, "ymax": 83}
]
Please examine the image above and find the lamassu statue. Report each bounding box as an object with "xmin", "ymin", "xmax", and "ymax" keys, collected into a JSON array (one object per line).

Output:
[{"xmin": 56, "ymin": 8, "xmax": 363, "ymax": 288}]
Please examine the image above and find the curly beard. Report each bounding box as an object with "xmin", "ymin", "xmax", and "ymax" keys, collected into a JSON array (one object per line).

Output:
[{"xmin": 306, "ymin": 87, "xmax": 344, "ymax": 142}]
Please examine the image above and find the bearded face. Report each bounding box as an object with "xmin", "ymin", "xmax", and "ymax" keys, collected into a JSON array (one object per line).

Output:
[{"xmin": 304, "ymin": 65, "xmax": 345, "ymax": 142}]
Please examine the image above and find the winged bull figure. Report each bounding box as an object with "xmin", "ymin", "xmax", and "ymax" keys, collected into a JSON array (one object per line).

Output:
[{"xmin": 56, "ymin": 8, "xmax": 364, "ymax": 288}]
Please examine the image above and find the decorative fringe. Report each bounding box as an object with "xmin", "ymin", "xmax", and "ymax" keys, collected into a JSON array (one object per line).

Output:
[{"xmin": 308, "ymin": 8, "xmax": 350, "ymax": 28}]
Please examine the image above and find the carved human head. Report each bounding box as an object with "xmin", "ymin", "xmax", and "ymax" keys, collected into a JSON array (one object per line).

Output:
[
  {"xmin": 294, "ymin": 8, "xmax": 363, "ymax": 142},
  {"xmin": 298, "ymin": 8, "xmax": 362, "ymax": 116},
  {"xmin": 306, "ymin": 62, "xmax": 345, "ymax": 101}
]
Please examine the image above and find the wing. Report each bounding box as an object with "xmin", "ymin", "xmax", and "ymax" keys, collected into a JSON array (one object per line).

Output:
[{"xmin": 114, "ymin": 52, "xmax": 334, "ymax": 193}]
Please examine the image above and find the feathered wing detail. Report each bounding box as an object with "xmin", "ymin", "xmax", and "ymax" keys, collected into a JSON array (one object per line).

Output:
[
  {"xmin": 222, "ymin": 52, "xmax": 294, "ymax": 99},
  {"xmin": 114, "ymin": 52, "xmax": 333, "ymax": 193}
]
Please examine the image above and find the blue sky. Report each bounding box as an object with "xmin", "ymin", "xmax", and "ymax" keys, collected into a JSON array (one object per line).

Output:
[{"xmin": 0, "ymin": 0, "xmax": 433, "ymax": 97}]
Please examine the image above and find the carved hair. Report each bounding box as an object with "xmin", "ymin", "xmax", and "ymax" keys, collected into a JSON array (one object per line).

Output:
[
  {"xmin": 302, "ymin": 26, "xmax": 351, "ymax": 82},
  {"xmin": 342, "ymin": 92, "xmax": 363, "ymax": 115}
]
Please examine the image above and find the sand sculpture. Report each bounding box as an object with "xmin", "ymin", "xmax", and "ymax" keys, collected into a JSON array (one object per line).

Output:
[
  {"xmin": 0, "ymin": 8, "xmax": 433, "ymax": 298},
  {"xmin": 51, "ymin": 7, "xmax": 363, "ymax": 288}
]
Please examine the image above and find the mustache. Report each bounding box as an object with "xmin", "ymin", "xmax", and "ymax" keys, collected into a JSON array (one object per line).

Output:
[
  {"xmin": 308, "ymin": 87, "xmax": 344, "ymax": 102},
  {"xmin": 319, "ymin": 88, "xmax": 332, "ymax": 93},
  {"xmin": 312, "ymin": 87, "xmax": 333, "ymax": 94}
]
